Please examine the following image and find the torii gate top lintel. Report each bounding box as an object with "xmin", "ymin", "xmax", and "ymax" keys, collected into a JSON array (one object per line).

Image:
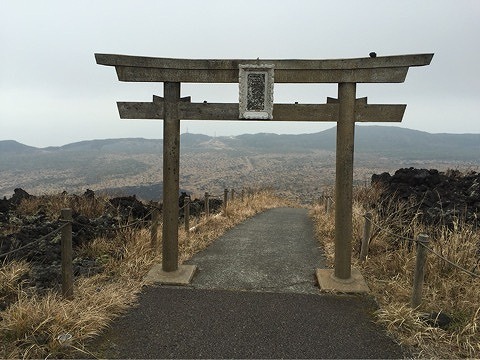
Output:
[
  {"xmin": 95, "ymin": 53, "xmax": 433, "ymax": 83},
  {"xmin": 95, "ymin": 53, "xmax": 433, "ymax": 123}
]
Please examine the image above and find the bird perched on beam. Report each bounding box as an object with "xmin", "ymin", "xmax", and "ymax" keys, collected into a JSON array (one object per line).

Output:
[{"xmin": 369, "ymin": 52, "xmax": 377, "ymax": 58}]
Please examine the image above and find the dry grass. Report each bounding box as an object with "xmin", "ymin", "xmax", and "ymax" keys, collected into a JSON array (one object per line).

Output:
[
  {"xmin": 310, "ymin": 185, "xmax": 480, "ymax": 358},
  {"xmin": 0, "ymin": 228, "xmax": 153, "ymax": 358},
  {"xmin": 0, "ymin": 188, "xmax": 293, "ymax": 359},
  {"xmin": 1, "ymin": 278, "xmax": 139, "ymax": 358},
  {"xmin": 16, "ymin": 193, "xmax": 109, "ymax": 220},
  {"xmin": 0, "ymin": 261, "xmax": 30, "ymax": 309}
]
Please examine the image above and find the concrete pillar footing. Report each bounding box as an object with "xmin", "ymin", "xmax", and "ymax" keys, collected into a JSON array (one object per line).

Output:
[
  {"xmin": 316, "ymin": 268, "xmax": 370, "ymax": 293},
  {"xmin": 144, "ymin": 264, "xmax": 197, "ymax": 286}
]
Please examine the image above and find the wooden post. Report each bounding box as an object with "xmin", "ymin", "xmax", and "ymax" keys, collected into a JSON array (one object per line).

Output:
[
  {"xmin": 325, "ymin": 197, "xmax": 331, "ymax": 214},
  {"xmin": 184, "ymin": 195, "xmax": 190, "ymax": 233},
  {"xmin": 204, "ymin": 192, "xmax": 210, "ymax": 217},
  {"xmin": 241, "ymin": 189, "xmax": 245, "ymax": 202},
  {"xmin": 150, "ymin": 206, "xmax": 160, "ymax": 252},
  {"xmin": 223, "ymin": 188, "xmax": 228, "ymax": 216},
  {"xmin": 411, "ymin": 234, "xmax": 429, "ymax": 308},
  {"xmin": 61, "ymin": 208, "xmax": 73, "ymax": 299},
  {"xmin": 231, "ymin": 188, "xmax": 235, "ymax": 201},
  {"xmin": 360, "ymin": 212, "xmax": 372, "ymax": 261},
  {"xmin": 334, "ymin": 82, "xmax": 356, "ymax": 280},
  {"xmin": 162, "ymin": 81, "xmax": 181, "ymax": 272}
]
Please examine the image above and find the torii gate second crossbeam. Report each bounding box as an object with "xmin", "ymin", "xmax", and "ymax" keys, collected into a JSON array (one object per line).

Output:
[{"xmin": 95, "ymin": 53, "xmax": 433, "ymax": 292}]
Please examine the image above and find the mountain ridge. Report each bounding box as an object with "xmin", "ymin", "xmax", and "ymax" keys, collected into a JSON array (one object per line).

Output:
[
  {"xmin": 1, "ymin": 125, "xmax": 479, "ymax": 161},
  {"xmin": 1, "ymin": 125, "xmax": 478, "ymax": 200}
]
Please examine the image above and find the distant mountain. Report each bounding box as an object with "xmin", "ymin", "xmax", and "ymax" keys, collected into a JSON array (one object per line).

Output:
[
  {"xmin": 180, "ymin": 133, "xmax": 211, "ymax": 147},
  {"xmin": 211, "ymin": 126, "xmax": 479, "ymax": 161},
  {"xmin": 353, "ymin": 126, "xmax": 480, "ymax": 160},
  {"xmin": 1, "ymin": 126, "xmax": 478, "ymax": 200},
  {"xmin": 49, "ymin": 138, "xmax": 163, "ymax": 154},
  {"xmin": 0, "ymin": 140, "xmax": 37, "ymax": 153},
  {"xmin": 1, "ymin": 126, "xmax": 478, "ymax": 161}
]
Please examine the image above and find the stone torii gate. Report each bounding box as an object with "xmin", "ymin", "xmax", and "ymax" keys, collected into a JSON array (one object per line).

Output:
[{"xmin": 95, "ymin": 52, "xmax": 433, "ymax": 292}]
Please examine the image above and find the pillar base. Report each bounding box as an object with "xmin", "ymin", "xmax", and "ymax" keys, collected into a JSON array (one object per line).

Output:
[
  {"xmin": 144, "ymin": 264, "xmax": 197, "ymax": 285},
  {"xmin": 316, "ymin": 268, "xmax": 370, "ymax": 293}
]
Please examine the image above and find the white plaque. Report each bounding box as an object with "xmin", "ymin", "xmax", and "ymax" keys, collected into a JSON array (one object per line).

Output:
[{"xmin": 239, "ymin": 64, "xmax": 274, "ymax": 119}]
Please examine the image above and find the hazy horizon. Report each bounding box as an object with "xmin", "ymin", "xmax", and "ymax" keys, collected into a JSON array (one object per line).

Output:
[{"xmin": 1, "ymin": 1, "xmax": 479, "ymax": 148}]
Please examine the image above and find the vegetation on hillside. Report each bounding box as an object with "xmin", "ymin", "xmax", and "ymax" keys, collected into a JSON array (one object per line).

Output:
[{"xmin": 2, "ymin": 127, "xmax": 479, "ymax": 200}]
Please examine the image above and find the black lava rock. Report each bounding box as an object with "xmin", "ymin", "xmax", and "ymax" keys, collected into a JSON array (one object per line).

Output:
[{"xmin": 372, "ymin": 168, "xmax": 479, "ymax": 226}]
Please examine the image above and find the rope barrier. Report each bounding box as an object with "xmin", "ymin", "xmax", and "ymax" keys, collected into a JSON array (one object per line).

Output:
[
  {"xmin": 420, "ymin": 242, "xmax": 480, "ymax": 279},
  {"xmin": 145, "ymin": 203, "xmax": 162, "ymax": 211},
  {"xmin": 72, "ymin": 207, "xmax": 156, "ymax": 231},
  {"xmin": 112, "ymin": 219, "xmax": 149, "ymax": 230},
  {"xmin": 368, "ymin": 216, "xmax": 418, "ymax": 243},
  {"xmin": 1, "ymin": 188, "xmax": 232, "ymax": 260},
  {"xmin": 0, "ymin": 222, "xmax": 69, "ymax": 259},
  {"xmin": 366, "ymin": 214, "xmax": 480, "ymax": 278},
  {"xmin": 208, "ymin": 194, "xmax": 223, "ymax": 199}
]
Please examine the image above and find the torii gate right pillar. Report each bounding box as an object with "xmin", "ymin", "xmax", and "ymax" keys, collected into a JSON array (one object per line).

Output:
[{"xmin": 316, "ymin": 82, "xmax": 370, "ymax": 293}]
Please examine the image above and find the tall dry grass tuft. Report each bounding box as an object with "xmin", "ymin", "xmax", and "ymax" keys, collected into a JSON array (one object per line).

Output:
[
  {"xmin": 0, "ymin": 227, "xmax": 154, "ymax": 358},
  {"xmin": 1, "ymin": 277, "xmax": 139, "ymax": 358},
  {"xmin": 309, "ymin": 203, "xmax": 335, "ymax": 267},
  {"xmin": 311, "ymin": 184, "xmax": 480, "ymax": 358},
  {"xmin": 1, "ymin": 188, "xmax": 292, "ymax": 359},
  {"xmin": 0, "ymin": 261, "xmax": 30, "ymax": 309},
  {"xmin": 16, "ymin": 193, "xmax": 109, "ymax": 220}
]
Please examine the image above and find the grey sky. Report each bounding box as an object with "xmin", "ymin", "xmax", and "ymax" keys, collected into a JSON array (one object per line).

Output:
[{"xmin": 1, "ymin": 0, "xmax": 479, "ymax": 147}]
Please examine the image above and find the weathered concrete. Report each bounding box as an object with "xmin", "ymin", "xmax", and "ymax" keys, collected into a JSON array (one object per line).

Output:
[
  {"xmin": 334, "ymin": 82, "xmax": 356, "ymax": 280},
  {"xmin": 96, "ymin": 51, "xmax": 433, "ymax": 305},
  {"xmin": 95, "ymin": 53, "xmax": 434, "ymax": 83},
  {"xmin": 316, "ymin": 268, "xmax": 370, "ymax": 293},
  {"xmin": 117, "ymin": 99, "xmax": 407, "ymax": 122},
  {"xmin": 144, "ymin": 264, "xmax": 197, "ymax": 286},
  {"xmin": 162, "ymin": 81, "xmax": 181, "ymax": 272}
]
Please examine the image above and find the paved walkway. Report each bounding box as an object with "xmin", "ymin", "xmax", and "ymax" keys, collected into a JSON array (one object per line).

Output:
[
  {"xmin": 88, "ymin": 208, "xmax": 408, "ymax": 359},
  {"xmin": 185, "ymin": 207, "xmax": 325, "ymax": 294}
]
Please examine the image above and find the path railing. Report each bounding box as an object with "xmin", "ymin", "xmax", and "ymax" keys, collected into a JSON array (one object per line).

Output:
[
  {"xmin": 0, "ymin": 209, "xmax": 76, "ymax": 299},
  {"xmin": 1, "ymin": 205, "xmax": 158, "ymax": 299},
  {"xmin": 0, "ymin": 188, "xmax": 245, "ymax": 299},
  {"xmin": 360, "ymin": 211, "xmax": 480, "ymax": 308},
  {"xmin": 171, "ymin": 188, "xmax": 248, "ymax": 238},
  {"xmin": 317, "ymin": 194, "xmax": 479, "ymax": 307}
]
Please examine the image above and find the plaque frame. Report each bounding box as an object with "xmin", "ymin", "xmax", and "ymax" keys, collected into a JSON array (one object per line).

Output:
[{"xmin": 239, "ymin": 64, "xmax": 274, "ymax": 119}]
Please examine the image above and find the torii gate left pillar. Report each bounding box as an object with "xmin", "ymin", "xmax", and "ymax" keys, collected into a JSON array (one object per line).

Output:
[
  {"xmin": 95, "ymin": 52, "xmax": 433, "ymax": 290},
  {"xmin": 162, "ymin": 82, "xmax": 181, "ymax": 272},
  {"xmin": 335, "ymin": 82, "xmax": 356, "ymax": 280}
]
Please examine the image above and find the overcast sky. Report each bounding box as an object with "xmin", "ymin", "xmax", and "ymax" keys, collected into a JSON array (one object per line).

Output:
[{"xmin": 1, "ymin": 0, "xmax": 479, "ymax": 147}]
